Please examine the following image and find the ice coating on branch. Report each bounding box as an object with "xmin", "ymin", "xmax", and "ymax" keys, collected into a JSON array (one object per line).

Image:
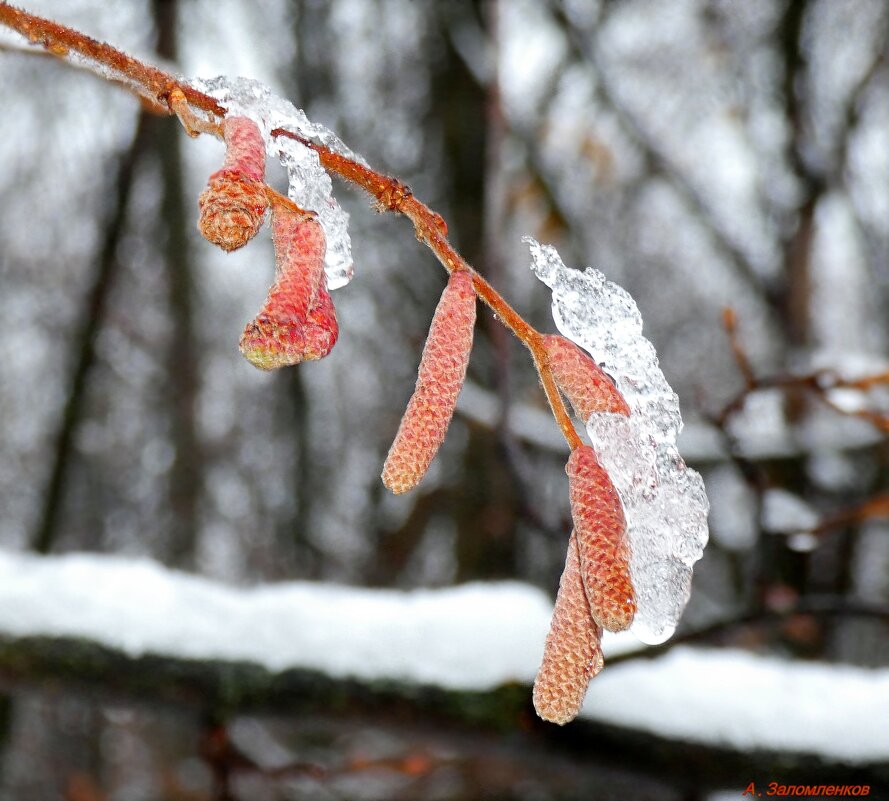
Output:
[
  {"xmin": 189, "ymin": 76, "xmax": 363, "ymax": 289},
  {"xmin": 526, "ymin": 238, "xmax": 710, "ymax": 645}
]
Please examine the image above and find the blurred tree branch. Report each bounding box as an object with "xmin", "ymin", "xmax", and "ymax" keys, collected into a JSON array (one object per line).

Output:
[
  {"xmin": 152, "ymin": 0, "xmax": 200, "ymax": 567},
  {"xmin": 549, "ymin": 0, "xmax": 772, "ymax": 302},
  {"xmin": 31, "ymin": 114, "xmax": 152, "ymax": 555}
]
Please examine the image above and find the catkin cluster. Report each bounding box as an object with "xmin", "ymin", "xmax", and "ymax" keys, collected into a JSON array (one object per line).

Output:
[
  {"xmin": 532, "ymin": 335, "xmax": 636, "ymax": 725},
  {"xmin": 196, "ymin": 115, "xmax": 636, "ymax": 727},
  {"xmin": 197, "ymin": 116, "xmax": 339, "ymax": 370}
]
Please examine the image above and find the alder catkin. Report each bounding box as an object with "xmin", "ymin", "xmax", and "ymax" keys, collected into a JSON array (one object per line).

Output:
[
  {"xmin": 198, "ymin": 116, "xmax": 269, "ymax": 252},
  {"xmin": 567, "ymin": 445, "xmax": 636, "ymax": 632},
  {"xmin": 382, "ymin": 270, "xmax": 476, "ymax": 494},
  {"xmin": 533, "ymin": 531, "xmax": 604, "ymax": 725},
  {"xmin": 301, "ymin": 277, "xmax": 339, "ymax": 361},
  {"xmin": 542, "ymin": 334, "xmax": 630, "ymax": 420},
  {"xmin": 239, "ymin": 206, "xmax": 338, "ymax": 370}
]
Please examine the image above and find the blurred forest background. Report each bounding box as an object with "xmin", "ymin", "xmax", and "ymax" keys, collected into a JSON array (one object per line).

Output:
[{"xmin": 1, "ymin": 0, "xmax": 889, "ymax": 799}]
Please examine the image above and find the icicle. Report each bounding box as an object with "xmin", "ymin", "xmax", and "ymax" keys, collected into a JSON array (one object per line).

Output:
[
  {"xmin": 527, "ymin": 237, "xmax": 709, "ymax": 645},
  {"xmin": 189, "ymin": 76, "xmax": 360, "ymax": 289}
]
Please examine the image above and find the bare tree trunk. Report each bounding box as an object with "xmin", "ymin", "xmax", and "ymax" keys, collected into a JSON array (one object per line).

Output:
[
  {"xmin": 153, "ymin": 0, "xmax": 201, "ymax": 568},
  {"xmin": 30, "ymin": 119, "xmax": 152, "ymax": 556}
]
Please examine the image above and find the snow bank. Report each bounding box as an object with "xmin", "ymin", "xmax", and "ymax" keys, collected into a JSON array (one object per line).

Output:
[
  {"xmin": 0, "ymin": 550, "xmax": 886, "ymax": 764},
  {"xmin": 0, "ymin": 550, "xmax": 550, "ymax": 690}
]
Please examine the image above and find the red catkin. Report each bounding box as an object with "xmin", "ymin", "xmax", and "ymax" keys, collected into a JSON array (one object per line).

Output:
[
  {"xmin": 217, "ymin": 115, "xmax": 266, "ymax": 181},
  {"xmin": 382, "ymin": 270, "xmax": 476, "ymax": 494},
  {"xmin": 542, "ymin": 334, "xmax": 630, "ymax": 420},
  {"xmin": 301, "ymin": 277, "xmax": 339, "ymax": 361},
  {"xmin": 533, "ymin": 531, "xmax": 604, "ymax": 725},
  {"xmin": 239, "ymin": 206, "xmax": 337, "ymax": 370},
  {"xmin": 198, "ymin": 116, "xmax": 269, "ymax": 252},
  {"xmin": 567, "ymin": 445, "xmax": 636, "ymax": 632}
]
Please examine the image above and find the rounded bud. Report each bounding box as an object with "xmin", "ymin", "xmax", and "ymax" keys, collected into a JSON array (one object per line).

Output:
[{"xmin": 198, "ymin": 116, "xmax": 269, "ymax": 252}]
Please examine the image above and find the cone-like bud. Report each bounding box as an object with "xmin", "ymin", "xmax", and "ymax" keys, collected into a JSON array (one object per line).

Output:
[
  {"xmin": 382, "ymin": 271, "xmax": 476, "ymax": 494},
  {"xmin": 567, "ymin": 445, "xmax": 636, "ymax": 632},
  {"xmin": 198, "ymin": 116, "xmax": 269, "ymax": 252},
  {"xmin": 543, "ymin": 334, "xmax": 630, "ymax": 420},
  {"xmin": 239, "ymin": 206, "xmax": 338, "ymax": 370},
  {"xmin": 533, "ymin": 531, "xmax": 604, "ymax": 725}
]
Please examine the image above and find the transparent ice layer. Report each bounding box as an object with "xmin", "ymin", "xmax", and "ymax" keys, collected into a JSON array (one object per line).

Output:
[
  {"xmin": 526, "ymin": 238, "xmax": 710, "ymax": 644},
  {"xmin": 189, "ymin": 76, "xmax": 363, "ymax": 290}
]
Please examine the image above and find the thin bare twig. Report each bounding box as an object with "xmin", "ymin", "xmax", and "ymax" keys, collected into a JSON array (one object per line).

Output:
[
  {"xmin": 549, "ymin": 0, "xmax": 771, "ymax": 302},
  {"xmin": 0, "ymin": 4, "xmax": 588, "ymax": 455},
  {"xmin": 606, "ymin": 596, "xmax": 889, "ymax": 668},
  {"xmin": 272, "ymin": 128, "xmax": 584, "ymax": 451},
  {"xmin": 0, "ymin": 3, "xmax": 223, "ymax": 116}
]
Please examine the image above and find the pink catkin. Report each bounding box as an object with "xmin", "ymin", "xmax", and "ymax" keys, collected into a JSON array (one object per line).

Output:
[
  {"xmin": 567, "ymin": 445, "xmax": 636, "ymax": 632},
  {"xmin": 382, "ymin": 270, "xmax": 476, "ymax": 494},
  {"xmin": 239, "ymin": 207, "xmax": 338, "ymax": 370},
  {"xmin": 218, "ymin": 115, "xmax": 266, "ymax": 181},
  {"xmin": 542, "ymin": 334, "xmax": 630, "ymax": 420},
  {"xmin": 198, "ymin": 116, "xmax": 269, "ymax": 252},
  {"xmin": 301, "ymin": 277, "xmax": 339, "ymax": 361},
  {"xmin": 533, "ymin": 531, "xmax": 604, "ymax": 725}
]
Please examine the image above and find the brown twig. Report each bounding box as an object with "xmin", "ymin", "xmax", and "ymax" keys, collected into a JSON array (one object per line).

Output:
[
  {"xmin": 722, "ymin": 307, "xmax": 756, "ymax": 390},
  {"xmin": 0, "ymin": 4, "xmax": 598, "ymax": 458},
  {"xmin": 605, "ymin": 595, "xmax": 889, "ymax": 668},
  {"xmin": 716, "ymin": 308, "xmax": 889, "ymax": 433},
  {"xmin": 272, "ymin": 128, "xmax": 583, "ymax": 450},
  {"xmin": 0, "ymin": 3, "xmax": 224, "ymax": 116},
  {"xmin": 807, "ymin": 491, "xmax": 889, "ymax": 538}
]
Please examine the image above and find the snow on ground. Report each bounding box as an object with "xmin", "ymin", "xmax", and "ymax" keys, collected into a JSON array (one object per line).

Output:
[
  {"xmin": 583, "ymin": 648, "xmax": 889, "ymax": 764},
  {"xmin": 0, "ymin": 549, "xmax": 887, "ymax": 764},
  {"xmin": 0, "ymin": 549, "xmax": 550, "ymax": 690}
]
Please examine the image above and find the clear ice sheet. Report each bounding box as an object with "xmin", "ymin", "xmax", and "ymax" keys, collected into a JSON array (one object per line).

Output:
[
  {"xmin": 526, "ymin": 238, "xmax": 710, "ymax": 645},
  {"xmin": 189, "ymin": 76, "xmax": 363, "ymax": 290}
]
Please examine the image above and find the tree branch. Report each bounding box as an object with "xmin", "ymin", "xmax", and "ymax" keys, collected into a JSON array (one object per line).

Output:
[
  {"xmin": 549, "ymin": 0, "xmax": 772, "ymax": 302},
  {"xmin": 0, "ymin": 2, "xmax": 223, "ymax": 116},
  {"xmin": 31, "ymin": 114, "xmax": 152, "ymax": 555},
  {"xmin": 606, "ymin": 596, "xmax": 889, "ymax": 668}
]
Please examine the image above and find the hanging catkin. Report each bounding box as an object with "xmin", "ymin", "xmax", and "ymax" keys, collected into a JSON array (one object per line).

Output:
[
  {"xmin": 382, "ymin": 270, "xmax": 476, "ymax": 494},
  {"xmin": 198, "ymin": 115, "xmax": 269, "ymax": 252},
  {"xmin": 567, "ymin": 445, "xmax": 636, "ymax": 632},
  {"xmin": 542, "ymin": 334, "xmax": 630, "ymax": 420},
  {"xmin": 239, "ymin": 205, "xmax": 338, "ymax": 369},
  {"xmin": 533, "ymin": 531, "xmax": 604, "ymax": 725}
]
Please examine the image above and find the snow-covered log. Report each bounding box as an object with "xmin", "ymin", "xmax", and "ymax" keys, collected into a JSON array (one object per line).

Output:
[{"xmin": 0, "ymin": 550, "xmax": 887, "ymax": 768}]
